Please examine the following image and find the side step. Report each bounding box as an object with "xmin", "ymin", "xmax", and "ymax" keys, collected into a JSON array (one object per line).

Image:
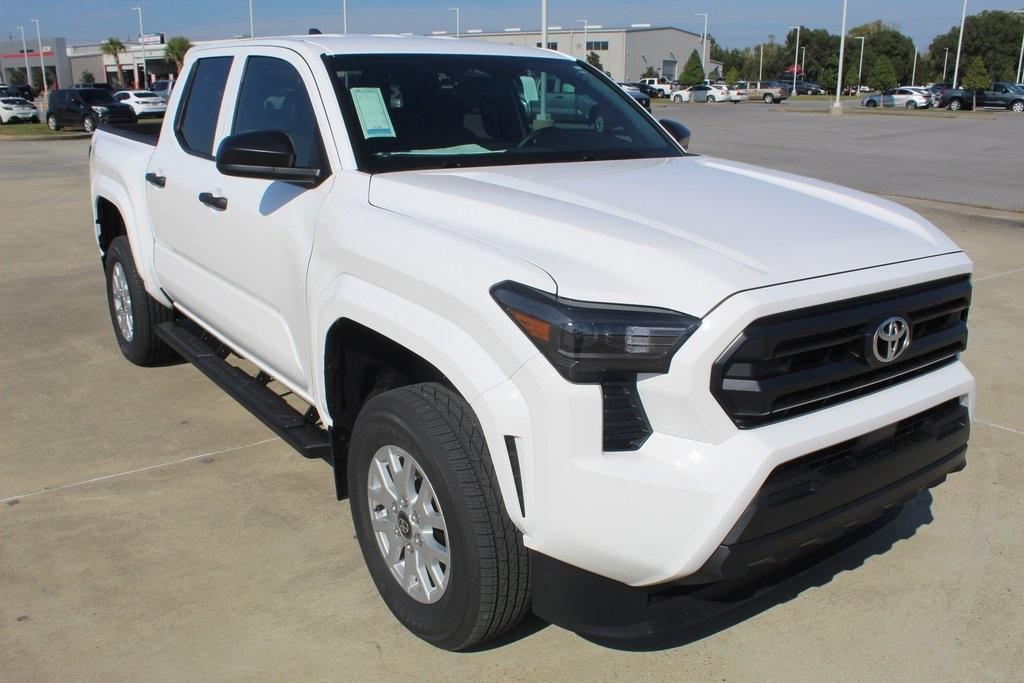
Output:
[{"xmin": 156, "ymin": 320, "xmax": 331, "ymax": 461}]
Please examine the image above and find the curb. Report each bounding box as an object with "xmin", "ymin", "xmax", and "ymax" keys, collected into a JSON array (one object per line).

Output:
[{"xmin": 0, "ymin": 132, "xmax": 92, "ymax": 141}]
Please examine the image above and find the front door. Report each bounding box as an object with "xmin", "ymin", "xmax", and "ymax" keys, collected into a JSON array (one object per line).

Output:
[{"xmin": 199, "ymin": 48, "xmax": 336, "ymax": 394}]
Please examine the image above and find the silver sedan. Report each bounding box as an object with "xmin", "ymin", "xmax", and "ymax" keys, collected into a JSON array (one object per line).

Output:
[{"xmin": 861, "ymin": 88, "xmax": 932, "ymax": 109}]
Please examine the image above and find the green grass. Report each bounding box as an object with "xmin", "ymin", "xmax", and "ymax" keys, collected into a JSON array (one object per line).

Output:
[{"xmin": 0, "ymin": 122, "xmax": 84, "ymax": 137}]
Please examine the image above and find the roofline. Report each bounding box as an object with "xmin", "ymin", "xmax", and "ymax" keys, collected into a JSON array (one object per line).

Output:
[{"xmin": 464, "ymin": 26, "xmax": 704, "ymax": 39}]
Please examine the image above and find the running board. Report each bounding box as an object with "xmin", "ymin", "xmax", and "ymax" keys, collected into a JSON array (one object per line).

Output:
[{"xmin": 156, "ymin": 320, "xmax": 331, "ymax": 461}]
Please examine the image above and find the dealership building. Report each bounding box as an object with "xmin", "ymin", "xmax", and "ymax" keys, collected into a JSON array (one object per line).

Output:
[
  {"xmin": 0, "ymin": 37, "xmax": 71, "ymax": 90},
  {"xmin": 465, "ymin": 25, "xmax": 722, "ymax": 82}
]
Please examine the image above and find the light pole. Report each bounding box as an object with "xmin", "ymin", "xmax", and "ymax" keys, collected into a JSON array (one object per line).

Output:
[
  {"xmin": 133, "ymin": 7, "xmax": 148, "ymax": 87},
  {"xmin": 952, "ymin": 0, "xmax": 967, "ymax": 89},
  {"xmin": 853, "ymin": 35, "xmax": 866, "ymax": 92},
  {"xmin": 248, "ymin": 0, "xmax": 255, "ymax": 38},
  {"xmin": 16, "ymin": 26, "xmax": 33, "ymax": 92},
  {"xmin": 943, "ymin": 47, "xmax": 950, "ymax": 82},
  {"xmin": 801, "ymin": 45, "xmax": 806, "ymax": 75},
  {"xmin": 788, "ymin": 26, "xmax": 801, "ymax": 95},
  {"xmin": 449, "ymin": 7, "xmax": 460, "ymax": 39},
  {"xmin": 1012, "ymin": 10, "xmax": 1024, "ymax": 83},
  {"xmin": 342, "ymin": 0, "xmax": 348, "ymax": 34},
  {"xmin": 759, "ymin": 43, "xmax": 764, "ymax": 81},
  {"xmin": 540, "ymin": 0, "xmax": 548, "ymax": 121},
  {"xmin": 910, "ymin": 43, "xmax": 917, "ymax": 86},
  {"xmin": 833, "ymin": 0, "xmax": 848, "ymax": 110},
  {"xmin": 695, "ymin": 12, "xmax": 708, "ymax": 77},
  {"xmin": 30, "ymin": 19, "xmax": 47, "ymax": 95},
  {"xmin": 577, "ymin": 19, "xmax": 589, "ymax": 58}
]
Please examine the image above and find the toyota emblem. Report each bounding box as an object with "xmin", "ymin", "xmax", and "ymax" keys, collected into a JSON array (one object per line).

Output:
[{"xmin": 872, "ymin": 316, "xmax": 911, "ymax": 363}]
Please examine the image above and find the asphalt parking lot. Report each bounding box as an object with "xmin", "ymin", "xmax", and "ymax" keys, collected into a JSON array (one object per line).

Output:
[{"xmin": 2, "ymin": 110, "xmax": 1023, "ymax": 678}]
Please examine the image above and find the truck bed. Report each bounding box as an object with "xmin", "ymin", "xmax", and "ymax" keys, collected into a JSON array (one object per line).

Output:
[{"xmin": 97, "ymin": 120, "xmax": 163, "ymax": 146}]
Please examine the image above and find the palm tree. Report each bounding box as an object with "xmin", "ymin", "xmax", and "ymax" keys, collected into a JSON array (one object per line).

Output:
[
  {"xmin": 100, "ymin": 38, "xmax": 127, "ymax": 87},
  {"xmin": 164, "ymin": 36, "xmax": 193, "ymax": 76}
]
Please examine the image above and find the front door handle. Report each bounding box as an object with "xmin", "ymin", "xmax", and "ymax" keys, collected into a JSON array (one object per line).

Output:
[
  {"xmin": 145, "ymin": 172, "xmax": 166, "ymax": 188},
  {"xmin": 198, "ymin": 192, "xmax": 228, "ymax": 211}
]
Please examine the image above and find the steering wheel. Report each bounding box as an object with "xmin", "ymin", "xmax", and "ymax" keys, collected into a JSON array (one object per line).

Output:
[{"xmin": 517, "ymin": 125, "xmax": 559, "ymax": 149}]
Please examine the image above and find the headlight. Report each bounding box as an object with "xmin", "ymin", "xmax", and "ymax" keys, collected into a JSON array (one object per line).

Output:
[
  {"xmin": 1, "ymin": 106, "xmax": 12, "ymax": 111},
  {"xmin": 491, "ymin": 281, "xmax": 700, "ymax": 384},
  {"xmin": 91, "ymin": 106, "xmax": 109, "ymax": 114}
]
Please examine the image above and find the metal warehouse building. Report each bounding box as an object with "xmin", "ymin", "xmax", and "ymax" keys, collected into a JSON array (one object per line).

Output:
[
  {"xmin": 466, "ymin": 25, "xmax": 721, "ymax": 82},
  {"xmin": 0, "ymin": 37, "xmax": 71, "ymax": 90}
]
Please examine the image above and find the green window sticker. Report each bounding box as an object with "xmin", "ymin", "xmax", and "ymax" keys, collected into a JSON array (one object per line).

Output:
[{"xmin": 350, "ymin": 87, "xmax": 397, "ymax": 139}]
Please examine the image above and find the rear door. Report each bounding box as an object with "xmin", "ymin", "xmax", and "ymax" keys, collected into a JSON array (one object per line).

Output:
[
  {"xmin": 146, "ymin": 54, "xmax": 234, "ymax": 316},
  {"xmin": 198, "ymin": 47, "xmax": 338, "ymax": 393}
]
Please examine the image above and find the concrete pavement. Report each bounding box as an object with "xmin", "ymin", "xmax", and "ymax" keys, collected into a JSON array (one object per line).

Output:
[{"xmin": 1, "ymin": 131, "xmax": 1022, "ymax": 680}]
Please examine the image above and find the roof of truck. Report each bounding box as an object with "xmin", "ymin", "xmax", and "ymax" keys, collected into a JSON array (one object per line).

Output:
[{"xmin": 192, "ymin": 34, "xmax": 575, "ymax": 60}]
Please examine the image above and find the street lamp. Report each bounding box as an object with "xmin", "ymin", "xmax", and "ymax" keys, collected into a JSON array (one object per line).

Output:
[
  {"xmin": 852, "ymin": 35, "xmax": 866, "ymax": 92},
  {"xmin": 449, "ymin": 8, "xmax": 460, "ymax": 39},
  {"xmin": 801, "ymin": 45, "xmax": 806, "ymax": 75},
  {"xmin": 788, "ymin": 26, "xmax": 801, "ymax": 96},
  {"xmin": 577, "ymin": 19, "xmax": 589, "ymax": 58},
  {"xmin": 16, "ymin": 26, "xmax": 33, "ymax": 92},
  {"xmin": 910, "ymin": 43, "xmax": 917, "ymax": 86},
  {"xmin": 759, "ymin": 43, "xmax": 764, "ymax": 82},
  {"xmin": 30, "ymin": 19, "xmax": 47, "ymax": 95},
  {"xmin": 248, "ymin": 0, "xmax": 255, "ymax": 38},
  {"xmin": 133, "ymin": 7, "xmax": 148, "ymax": 87},
  {"xmin": 342, "ymin": 0, "xmax": 348, "ymax": 34},
  {"xmin": 951, "ymin": 0, "xmax": 967, "ymax": 89},
  {"xmin": 695, "ymin": 12, "xmax": 709, "ymax": 75},
  {"xmin": 833, "ymin": 0, "xmax": 849, "ymax": 110},
  {"xmin": 1012, "ymin": 10, "xmax": 1024, "ymax": 83},
  {"xmin": 943, "ymin": 47, "xmax": 950, "ymax": 82}
]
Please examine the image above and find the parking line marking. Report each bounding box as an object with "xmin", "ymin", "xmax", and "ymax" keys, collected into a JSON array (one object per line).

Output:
[
  {"xmin": 974, "ymin": 266, "xmax": 1024, "ymax": 282},
  {"xmin": 973, "ymin": 419, "xmax": 1024, "ymax": 437},
  {"xmin": 0, "ymin": 437, "xmax": 281, "ymax": 504}
]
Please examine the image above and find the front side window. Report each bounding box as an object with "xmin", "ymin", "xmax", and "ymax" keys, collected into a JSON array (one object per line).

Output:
[
  {"xmin": 176, "ymin": 56, "xmax": 233, "ymax": 157},
  {"xmin": 232, "ymin": 56, "xmax": 324, "ymax": 169},
  {"xmin": 325, "ymin": 53, "xmax": 681, "ymax": 173}
]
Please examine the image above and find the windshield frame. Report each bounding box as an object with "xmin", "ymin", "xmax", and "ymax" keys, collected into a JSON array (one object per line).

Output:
[{"xmin": 323, "ymin": 53, "xmax": 684, "ymax": 174}]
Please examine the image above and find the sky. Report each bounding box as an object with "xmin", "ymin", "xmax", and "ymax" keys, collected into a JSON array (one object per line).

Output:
[{"xmin": 2, "ymin": 0, "xmax": 1022, "ymax": 49}]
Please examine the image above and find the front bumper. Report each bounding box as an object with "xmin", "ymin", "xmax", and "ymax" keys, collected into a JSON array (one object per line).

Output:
[{"xmin": 531, "ymin": 398, "xmax": 968, "ymax": 638}]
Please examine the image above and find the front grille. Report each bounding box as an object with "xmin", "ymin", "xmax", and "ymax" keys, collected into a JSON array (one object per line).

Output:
[
  {"xmin": 713, "ymin": 275, "xmax": 971, "ymax": 428},
  {"xmin": 601, "ymin": 378, "xmax": 651, "ymax": 451}
]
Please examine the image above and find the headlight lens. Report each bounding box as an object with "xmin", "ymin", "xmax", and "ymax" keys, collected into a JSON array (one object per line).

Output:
[
  {"xmin": 491, "ymin": 281, "xmax": 700, "ymax": 383},
  {"xmin": 91, "ymin": 106, "xmax": 108, "ymax": 114}
]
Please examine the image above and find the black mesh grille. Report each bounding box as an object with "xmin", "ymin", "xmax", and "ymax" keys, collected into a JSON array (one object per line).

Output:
[
  {"xmin": 602, "ymin": 378, "xmax": 651, "ymax": 450},
  {"xmin": 713, "ymin": 275, "xmax": 971, "ymax": 428}
]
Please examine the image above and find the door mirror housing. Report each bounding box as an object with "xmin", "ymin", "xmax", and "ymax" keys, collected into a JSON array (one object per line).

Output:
[
  {"xmin": 215, "ymin": 129, "xmax": 321, "ymax": 186},
  {"xmin": 659, "ymin": 118, "xmax": 691, "ymax": 150}
]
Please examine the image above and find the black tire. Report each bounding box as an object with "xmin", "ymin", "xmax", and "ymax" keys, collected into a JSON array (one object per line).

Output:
[
  {"xmin": 83, "ymin": 115, "xmax": 96, "ymax": 133},
  {"xmin": 104, "ymin": 236, "xmax": 176, "ymax": 366},
  {"xmin": 46, "ymin": 113, "xmax": 60, "ymax": 130},
  {"xmin": 1011, "ymin": 101, "xmax": 1024, "ymax": 113},
  {"xmin": 867, "ymin": 100, "xmax": 878, "ymax": 108},
  {"xmin": 348, "ymin": 383, "xmax": 531, "ymax": 651},
  {"xmin": 905, "ymin": 101, "xmax": 917, "ymax": 109},
  {"xmin": 763, "ymin": 93, "xmax": 773, "ymax": 103},
  {"xmin": 706, "ymin": 96, "xmax": 715, "ymax": 103},
  {"xmin": 948, "ymin": 99, "xmax": 962, "ymax": 111}
]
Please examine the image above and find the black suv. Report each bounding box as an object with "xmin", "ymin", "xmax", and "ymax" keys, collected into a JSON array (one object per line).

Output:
[
  {"xmin": 46, "ymin": 88, "xmax": 135, "ymax": 132},
  {"xmin": 3, "ymin": 84, "xmax": 35, "ymax": 100}
]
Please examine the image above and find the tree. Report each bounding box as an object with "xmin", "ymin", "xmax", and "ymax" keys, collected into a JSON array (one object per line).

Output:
[
  {"xmin": 640, "ymin": 65, "xmax": 659, "ymax": 79},
  {"xmin": 961, "ymin": 56, "xmax": 990, "ymax": 110},
  {"xmin": 848, "ymin": 21, "xmax": 915, "ymax": 85},
  {"xmin": 678, "ymin": 50, "xmax": 704, "ymax": 86},
  {"xmin": 101, "ymin": 38, "xmax": 126, "ymax": 87},
  {"xmin": 164, "ymin": 36, "xmax": 193, "ymax": 75},
  {"xmin": 926, "ymin": 10, "xmax": 1024, "ymax": 84},
  {"xmin": 867, "ymin": 55, "xmax": 897, "ymax": 91},
  {"xmin": 80, "ymin": 70, "xmax": 95, "ymax": 84},
  {"xmin": 586, "ymin": 51, "xmax": 604, "ymax": 72},
  {"xmin": 8, "ymin": 68, "xmax": 27, "ymax": 85},
  {"xmin": 725, "ymin": 66, "xmax": 740, "ymax": 84}
]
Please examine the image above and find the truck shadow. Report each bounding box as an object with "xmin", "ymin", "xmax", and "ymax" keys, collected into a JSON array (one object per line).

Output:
[{"xmin": 472, "ymin": 491, "xmax": 935, "ymax": 652}]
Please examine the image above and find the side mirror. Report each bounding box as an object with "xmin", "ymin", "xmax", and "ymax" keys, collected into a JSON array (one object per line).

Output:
[
  {"xmin": 215, "ymin": 129, "xmax": 321, "ymax": 186},
  {"xmin": 659, "ymin": 118, "xmax": 691, "ymax": 150}
]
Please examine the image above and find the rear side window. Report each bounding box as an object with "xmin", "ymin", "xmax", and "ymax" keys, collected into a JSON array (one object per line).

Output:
[
  {"xmin": 176, "ymin": 56, "xmax": 233, "ymax": 158},
  {"xmin": 231, "ymin": 56, "xmax": 324, "ymax": 169}
]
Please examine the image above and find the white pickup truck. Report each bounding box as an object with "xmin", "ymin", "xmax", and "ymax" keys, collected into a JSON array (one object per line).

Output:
[{"xmin": 90, "ymin": 35, "xmax": 974, "ymax": 649}]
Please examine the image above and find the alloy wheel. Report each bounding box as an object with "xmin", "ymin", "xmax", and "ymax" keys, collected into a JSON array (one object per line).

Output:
[{"xmin": 110, "ymin": 262, "xmax": 134, "ymax": 342}]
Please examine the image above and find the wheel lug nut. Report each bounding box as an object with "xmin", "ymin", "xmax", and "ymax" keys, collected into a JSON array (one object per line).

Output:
[
  {"xmin": 410, "ymin": 513, "xmax": 418, "ymax": 524},
  {"xmin": 414, "ymin": 535, "xmax": 422, "ymax": 546}
]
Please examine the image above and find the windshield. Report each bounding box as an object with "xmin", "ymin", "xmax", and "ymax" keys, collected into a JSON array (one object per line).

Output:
[
  {"xmin": 325, "ymin": 54, "xmax": 682, "ymax": 173},
  {"xmin": 78, "ymin": 89, "xmax": 117, "ymax": 104}
]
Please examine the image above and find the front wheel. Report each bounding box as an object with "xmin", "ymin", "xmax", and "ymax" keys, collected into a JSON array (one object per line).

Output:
[
  {"xmin": 46, "ymin": 113, "xmax": 60, "ymax": 130},
  {"xmin": 82, "ymin": 115, "xmax": 96, "ymax": 133},
  {"xmin": 867, "ymin": 100, "xmax": 878, "ymax": 108},
  {"xmin": 905, "ymin": 101, "xmax": 917, "ymax": 109},
  {"xmin": 1011, "ymin": 101, "xmax": 1024, "ymax": 113},
  {"xmin": 348, "ymin": 383, "xmax": 531, "ymax": 651},
  {"xmin": 706, "ymin": 96, "xmax": 715, "ymax": 103},
  {"xmin": 948, "ymin": 99, "xmax": 962, "ymax": 111},
  {"xmin": 672, "ymin": 94, "xmax": 683, "ymax": 103}
]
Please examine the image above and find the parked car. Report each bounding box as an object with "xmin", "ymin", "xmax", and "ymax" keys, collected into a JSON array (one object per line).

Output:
[
  {"xmin": 113, "ymin": 90, "xmax": 168, "ymax": 118},
  {"xmin": 616, "ymin": 83, "xmax": 651, "ymax": 112},
  {"xmin": 90, "ymin": 35, "xmax": 973, "ymax": 651},
  {"xmin": 638, "ymin": 76, "xmax": 676, "ymax": 97},
  {"xmin": 622, "ymin": 81, "xmax": 659, "ymax": 98},
  {"xmin": 736, "ymin": 80, "xmax": 790, "ymax": 103},
  {"xmin": 861, "ymin": 88, "xmax": 931, "ymax": 109},
  {"xmin": 905, "ymin": 86, "xmax": 940, "ymax": 108},
  {"xmin": 793, "ymin": 81, "xmax": 826, "ymax": 95},
  {"xmin": 670, "ymin": 87, "xmax": 692, "ymax": 103},
  {"xmin": 724, "ymin": 85, "xmax": 746, "ymax": 103},
  {"xmin": 151, "ymin": 79, "xmax": 174, "ymax": 102},
  {"xmin": 73, "ymin": 82, "xmax": 114, "ymax": 92},
  {"xmin": 689, "ymin": 83, "xmax": 730, "ymax": 103},
  {"xmin": 3, "ymin": 84, "xmax": 35, "ymax": 100},
  {"xmin": 0, "ymin": 97, "xmax": 40, "ymax": 124},
  {"xmin": 46, "ymin": 88, "xmax": 136, "ymax": 132},
  {"xmin": 973, "ymin": 82, "xmax": 1024, "ymax": 112}
]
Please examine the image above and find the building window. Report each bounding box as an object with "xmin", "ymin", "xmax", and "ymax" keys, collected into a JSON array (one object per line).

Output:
[
  {"xmin": 586, "ymin": 41, "xmax": 609, "ymax": 51},
  {"xmin": 535, "ymin": 42, "xmax": 558, "ymax": 50}
]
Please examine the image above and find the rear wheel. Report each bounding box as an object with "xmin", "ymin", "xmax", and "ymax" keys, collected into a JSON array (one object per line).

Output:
[
  {"xmin": 104, "ymin": 236, "xmax": 176, "ymax": 366},
  {"xmin": 905, "ymin": 101, "xmax": 917, "ymax": 109},
  {"xmin": 867, "ymin": 99, "xmax": 878, "ymax": 108},
  {"xmin": 82, "ymin": 115, "xmax": 96, "ymax": 133},
  {"xmin": 706, "ymin": 96, "xmax": 715, "ymax": 103},
  {"xmin": 948, "ymin": 99, "xmax": 962, "ymax": 111},
  {"xmin": 348, "ymin": 383, "xmax": 531, "ymax": 651},
  {"xmin": 763, "ymin": 93, "xmax": 773, "ymax": 103},
  {"xmin": 46, "ymin": 113, "xmax": 60, "ymax": 130}
]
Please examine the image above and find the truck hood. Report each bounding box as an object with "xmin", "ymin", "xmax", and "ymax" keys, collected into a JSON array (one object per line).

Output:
[{"xmin": 368, "ymin": 156, "xmax": 960, "ymax": 316}]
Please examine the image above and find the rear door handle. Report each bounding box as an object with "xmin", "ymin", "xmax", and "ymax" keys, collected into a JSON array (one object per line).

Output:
[
  {"xmin": 198, "ymin": 192, "xmax": 228, "ymax": 211},
  {"xmin": 145, "ymin": 172, "xmax": 166, "ymax": 188}
]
